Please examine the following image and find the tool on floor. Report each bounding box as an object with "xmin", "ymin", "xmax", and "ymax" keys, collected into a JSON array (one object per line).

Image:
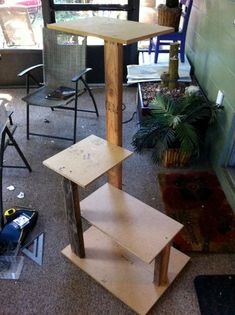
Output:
[
  {"xmin": 21, "ymin": 232, "xmax": 44, "ymax": 266},
  {"xmin": 0, "ymin": 207, "xmax": 38, "ymax": 255}
]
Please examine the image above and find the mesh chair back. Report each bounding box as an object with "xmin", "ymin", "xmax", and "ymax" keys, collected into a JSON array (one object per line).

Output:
[{"xmin": 43, "ymin": 27, "xmax": 86, "ymax": 89}]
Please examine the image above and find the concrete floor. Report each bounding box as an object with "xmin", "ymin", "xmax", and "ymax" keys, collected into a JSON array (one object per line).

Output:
[{"xmin": 0, "ymin": 87, "xmax": 234, "ymax": 315}]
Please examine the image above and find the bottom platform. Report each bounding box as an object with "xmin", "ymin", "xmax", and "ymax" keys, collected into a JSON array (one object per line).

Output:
[{"xmin": 62, "ymin": 226, "xmax": 190, "ymax": 315}]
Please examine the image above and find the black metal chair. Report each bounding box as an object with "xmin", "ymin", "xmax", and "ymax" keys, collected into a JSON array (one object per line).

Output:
[
  {"xmin": 18, "ymin": 27, "xmax": 99, "ymax": 144},
  {"xmin": 0, "ymin": 106, "xmax": 31, "ymax": 229}
]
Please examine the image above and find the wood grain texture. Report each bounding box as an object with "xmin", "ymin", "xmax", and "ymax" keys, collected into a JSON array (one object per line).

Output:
[
  {"xmin": 47, "ymin": 16, "xmax": 174, "ymax": 45},
  {"xmin": 63, "ymin": 178, "xmax": 85, "ymax": 257},
  {"xmin": 80, "ymin": 183, "xmax": 183, "ymax": 264},
  {"xmin": 104, "ymin": 41, "xmax": 123, "ymax": 189},
  {"xmin": 43, "ymin": 135, "xmax": 133, "ymax": 188},
  {"xmin": 157, "ymin": 243, "xmax": 171, "ymax": 286},
  {"xmin": 62, "ymin": 227, "xmax": 190, "ymax": 315}
]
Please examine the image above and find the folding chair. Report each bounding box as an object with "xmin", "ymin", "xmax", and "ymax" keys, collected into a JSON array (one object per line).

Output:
[
  {"xmin": 18, "ymin": 27, "xmax": 99, "ymax": 144},
  {"xmin": 0, "ymin": 106, "xmax": 31, "ymax": 229}
]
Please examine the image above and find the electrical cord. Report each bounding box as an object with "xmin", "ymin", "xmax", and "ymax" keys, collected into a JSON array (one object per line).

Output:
[
  {"xmin": 122, "ymin": 111, "xmax": 137, "ymax": 124},
  {"xmin": 122, "ymin": 102, "xmax": 136, "ymax": 124}
]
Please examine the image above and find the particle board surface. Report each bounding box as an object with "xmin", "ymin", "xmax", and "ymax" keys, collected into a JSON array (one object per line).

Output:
[
  {"xmin": 47, "ymin": 16, "xmax": 174, "ymax": 45},
  {"xmin": 43, "ymin": 135, "xmax": 132, "ymax": 188},
  {"xmin": 62, "ymin": 227, "xmax": 190, "ymax": 315},
  {"xmin": 80, "ymin": 183, "xmax": 183, "ymax": 264}
]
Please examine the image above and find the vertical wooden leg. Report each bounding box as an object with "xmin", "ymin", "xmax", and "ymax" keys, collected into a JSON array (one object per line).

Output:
[
  {"xmin": 63, "ymin": 178, "xmax": 85, "ymax": 258},
  {"xmin": 104, "ymin": 40, "xmax": 123, "ymax": 190},
  {"xmin": 153, "ymin": 243, "xmax": 171, "ymax": 286}
]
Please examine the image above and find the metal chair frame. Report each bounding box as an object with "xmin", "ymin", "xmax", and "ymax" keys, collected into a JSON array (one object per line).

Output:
[
  {"xmin": 19, "ymin": 28, "xmax": 99, "ymax": 144},
  {"xmin": 0, "ymin": 111, "xmax": 31, "ymax": 229}
]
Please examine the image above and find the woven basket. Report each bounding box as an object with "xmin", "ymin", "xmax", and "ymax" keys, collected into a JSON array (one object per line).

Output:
[
  {"xmin": 157, "ymin": 4, "xmax": 182, "ymax": 31},
  {"xmin": 161, "ymin": 149, "xmax": 191, "ymax": 167}
]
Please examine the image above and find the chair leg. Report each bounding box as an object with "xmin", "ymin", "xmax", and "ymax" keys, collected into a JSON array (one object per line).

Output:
[
  {"xmin": 73, "ymin": 99, "xmax": 78, "ymax": 144},
  {"xmin": 5, "ymin": 127, "xmax": 32, "ymax": 172},
  {"xmin": 26, "ymin": 103, "xmax": 30, "ymax": 140},
  {"xmin": 180, "ymin": 40, "xmax": 185, "ymax": 63},
  {"xmin": 81, "ymin": 78, "xmax": 99, "ymax": 117},
  {"xmin": 154, "ymin": 39, "xmax": 160, "ymax": 64},
  {"xmin": 148, "ymin": 38, "xmax": 153, "ymax": 55}
]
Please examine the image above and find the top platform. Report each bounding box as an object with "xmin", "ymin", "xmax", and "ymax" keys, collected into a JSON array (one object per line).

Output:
[
  {"xmin": 47, "ymin": 16, "xmax": 174, "ymax": 45},
  {"xmin": 43, "ymin": 135, "xmax": 133, "ymax": 188}
]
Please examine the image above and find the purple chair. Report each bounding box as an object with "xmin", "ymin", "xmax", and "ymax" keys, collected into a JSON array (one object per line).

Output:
[{"xmin": 149, "ymin": 0, "xmax": 193, "ymax": 63}]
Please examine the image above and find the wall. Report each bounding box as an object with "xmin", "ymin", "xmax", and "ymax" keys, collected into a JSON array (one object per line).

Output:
[
  {"xmin": 0, "ymin": 50, "xmax": 43, "ymax": 86},
  {"xmin": 186, "ymin": 0, "xmax": 235, "ymax": 209}
]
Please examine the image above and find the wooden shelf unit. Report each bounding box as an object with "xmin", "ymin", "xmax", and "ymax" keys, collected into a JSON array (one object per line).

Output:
[
  {"xmin": 43, "ymin": 135, "xmax": 190, "ymax": 315},
  {"xmin": 47, "ymin": 16, "xmax": 174, "ymax": 188},
  {"xmin": 80, "ymin": 182, "xmax": 183, "ymax": 264},
  {"xmin": 62, "ymin": 228, "xmax": 189, "ymax": 315}
]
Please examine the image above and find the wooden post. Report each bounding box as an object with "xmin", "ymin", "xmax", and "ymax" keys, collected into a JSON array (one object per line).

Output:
[
  {"xmin": 168, "ymin": 42, "xmax": 179, "ymax": 90},
  {"xmin": 63, "ymin": 178, "xmax": 85, "ymax": 258},
  {"xmin": 160, "ymin": 71, "xmax": 170, "ymax": 87},
  {"xmin": 153, "ymin": 243, "xmax": 171, "ymax": 285},
  {"xmin": 104, "ymin": 41, "xmax": 123, "ymax": 189},
  {"xmin": 169, "ymin": 41, "xmax": 179, "ymax": 59}
]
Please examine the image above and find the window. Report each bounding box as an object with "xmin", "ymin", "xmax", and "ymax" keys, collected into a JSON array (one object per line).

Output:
[
  {"xmin": 52, "ymin": 0, "xmax": 129, "ymax": 45},
  {"xmin": 55, "ymin": 9, "xmax": 127, "ymax": 45},
  {"xmin": 0, "ymin": 0, "xmax": 43, "ymax": 49},
  {"xmin": 53, "ymin": 0, "xmax": 127, "ymax": 4}
]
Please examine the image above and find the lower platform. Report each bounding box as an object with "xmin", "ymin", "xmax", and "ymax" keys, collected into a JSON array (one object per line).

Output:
[{"xmin": 62, "ymin": 226, "xmax": 190, "ymax": 315}]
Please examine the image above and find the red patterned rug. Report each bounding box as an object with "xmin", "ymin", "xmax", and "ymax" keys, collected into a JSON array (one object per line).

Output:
[{"xmin": 158, "ymin": 171, "xmax": 235, "ymax": 252}]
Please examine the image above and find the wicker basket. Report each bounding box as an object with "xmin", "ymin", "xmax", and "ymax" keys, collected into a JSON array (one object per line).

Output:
[
  {"xmin": 161, "ymin": 149, "xmax": 191, "ymax": 167},
  {"xmin": 157, "ymin": 4, "xmax": 182, "ymax": 31}
]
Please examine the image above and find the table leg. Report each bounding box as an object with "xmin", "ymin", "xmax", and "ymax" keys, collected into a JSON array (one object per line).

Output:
[
  {"xmin": 153, "ymin": 243, "xmax": 171, "ymax": 286},
  {"xmin": 104, "ymin": 40, "xmax": 123, "ymax": 190},
  {"xmin": 63, "ymin": 178, "xmax": 85, "ymax": 258}
]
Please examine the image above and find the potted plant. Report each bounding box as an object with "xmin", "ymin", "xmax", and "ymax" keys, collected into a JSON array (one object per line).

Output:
[
  {"xmin": 158, "ymin": 0, "xmax": 181, "ymax": 31},
  {"xmin": 132, "ymin": 93, "xmax": 218, "ymax": 167}
]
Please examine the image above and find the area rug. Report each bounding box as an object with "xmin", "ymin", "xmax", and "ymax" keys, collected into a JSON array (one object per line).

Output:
[
  {"xmin": 194, "ymin": 275, "xmax": 235, "ymax": 315},
  {"xmin": 158, "ymin": 171, "xmax": 235, "ymax": 252}
]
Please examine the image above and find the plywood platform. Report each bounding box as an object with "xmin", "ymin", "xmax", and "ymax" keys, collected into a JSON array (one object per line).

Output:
[
  {"xmin": 62, "ymin": 227, "xmax": 190, "ymax": 315},
  {"xmin": 48, "ymin": 16, "xmax": 174, "ymax": 45},
  {"xmin": 43, "ymin": 135, "xmax": 132, "ymax": 188},
  {"xmin": 80, "ymin": 183, "xmax": 183, "ymax": 264}
]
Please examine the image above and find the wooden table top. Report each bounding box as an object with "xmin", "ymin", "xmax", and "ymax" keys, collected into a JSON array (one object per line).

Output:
[{"xmin": 47, "ymin": 16, "xmax": 174, "ymax": 45}]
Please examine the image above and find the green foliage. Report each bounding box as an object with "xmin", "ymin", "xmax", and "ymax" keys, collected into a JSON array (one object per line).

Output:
[{"xmin": 132, "ymin": 94, "xmax": 218, "ymax": 164}]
